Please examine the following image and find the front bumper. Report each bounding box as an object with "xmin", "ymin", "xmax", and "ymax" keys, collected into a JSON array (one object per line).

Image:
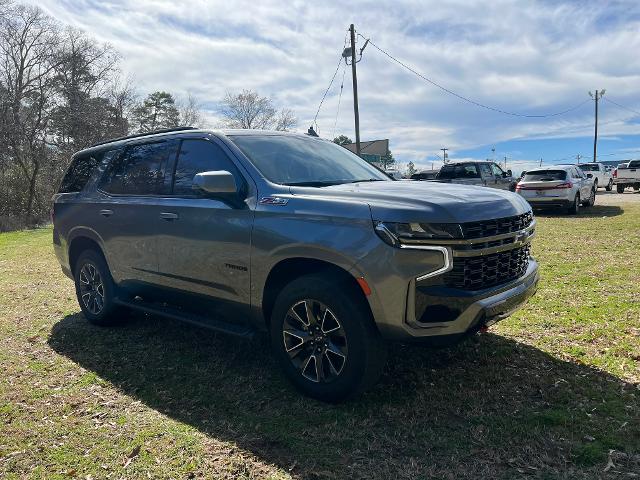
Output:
[{"xmin": 373, "ymin": 258, "xmax": 539, "ymax": 342}]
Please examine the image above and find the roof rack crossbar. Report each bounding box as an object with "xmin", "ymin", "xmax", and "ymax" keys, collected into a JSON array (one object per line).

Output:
[{"xmin": 89, "ymin": 126, "xmax": 198, "ymax": 148}]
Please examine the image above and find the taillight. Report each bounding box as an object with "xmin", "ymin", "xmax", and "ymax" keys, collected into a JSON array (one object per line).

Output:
[
  {"xmin": 555, "ymin": 182, "xmax": 573, "ymax": 189},
  {"xmin": 613, "ymin": 169, "xmax": 617, "ymax": 178}
]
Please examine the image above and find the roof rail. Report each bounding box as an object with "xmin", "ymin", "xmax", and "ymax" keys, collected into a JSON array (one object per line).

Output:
[{"xmin": 89, "ymin": 126, "xmax": 198, "ymax": 148}]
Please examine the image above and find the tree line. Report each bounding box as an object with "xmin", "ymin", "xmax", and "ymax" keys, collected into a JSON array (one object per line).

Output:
[{"xmin": 0, "ymin": 2, "xmax": 296, "ymax": 230}]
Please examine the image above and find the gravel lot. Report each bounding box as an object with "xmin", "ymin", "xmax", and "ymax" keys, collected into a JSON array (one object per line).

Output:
[{"xmin": 595, "ymin": 190, "xmax": 640, "ymax": 205}]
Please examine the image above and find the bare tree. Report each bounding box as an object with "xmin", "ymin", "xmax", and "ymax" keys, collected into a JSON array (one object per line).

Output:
[
  {"xmin": 107, "ymin": 75, "xmax": 137, "ymax": 137},
  {"xmin": 0, "ymin": 3, "xmax": 60, "ymax": 218},
  {"xmin": 274, "ymin": 108, "xmax": 297, "ymax": 132},
  {"xmin": 51, "ymin": 27, "xmax": 120, "ymax": 150},
  {"xmin": 179, "ymin": 92, "xmax": 205, "ymax": 128},
  {"xmin": 220, "ymin": 89, "xmax": 296, "ymax": 131}
]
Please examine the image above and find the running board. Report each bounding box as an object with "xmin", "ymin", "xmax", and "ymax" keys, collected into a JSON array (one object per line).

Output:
[{"xmin": 114, "ymin": 298, "xmax": 255, "ymax": 339}]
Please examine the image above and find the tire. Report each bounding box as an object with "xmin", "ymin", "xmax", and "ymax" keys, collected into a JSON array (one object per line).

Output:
[
  {"xmin": 582, "ymin": 188, "xmax": 596, "ymax": 207},
  {"xmin": 73, "ymin": 249, "xmax": 124, "ymax": 326},
  {"xmin": 593, "ymin": 179, "xmax": 598, "ymax": 190},
  {"xmin": 634, "ymin": 185, "xmax": 640, "ymax": 191},
  {"xmin": 617, "ymin": 185, "xmax": 625, "ymax": 194},
  {"xmin": 568, "ymin": 193, "xmax": 580, "ymax": 215},
  {"xmin": 270, "ymin": 273, "xmax": 387, "ymax": 403},
  {"xmin": 605, "ymin": 179, "xmax": 613, "ymax": 192}
]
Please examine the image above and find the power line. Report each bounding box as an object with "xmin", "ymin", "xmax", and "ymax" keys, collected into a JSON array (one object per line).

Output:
[
  {"xmin": 358, "ymin": 33, "xmax": 591, "ymax": 118},
  {"xmin": 312, "ymin": 33, "xmax": 349, "ymax": 132},
  {"xmin": 312, "ymin": 54, "xmax": 345, "ymax": 132},
  {"xmin": 603, "ymin": 97, "xmax": 640, "ymax": 117},
  {"xmin": 331, "ymin": 61, "xmax": 348, "ymax": 139}
]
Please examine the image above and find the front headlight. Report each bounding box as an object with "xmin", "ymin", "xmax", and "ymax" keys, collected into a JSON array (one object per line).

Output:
[{"xmin": 374, "ymin": 221, "xmax": 462, "ymax": 247}]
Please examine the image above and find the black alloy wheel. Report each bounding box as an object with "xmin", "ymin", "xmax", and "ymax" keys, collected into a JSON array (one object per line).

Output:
[
  {"xmin": 78, "ymin": 261, "xmax": 105, "ymax": 315},
  {"xmin": 73, "ymin": 249, "xmax": 124, "ymax": 326},
  {"xmin": 282, "ymin": 299, "xmax": 348, "ymax": 383}
]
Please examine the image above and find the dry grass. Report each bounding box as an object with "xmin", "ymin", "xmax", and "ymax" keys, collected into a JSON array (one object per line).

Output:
[{"xmin": 1, "ymin": 201, "xmax": 639, "ymax": 479}]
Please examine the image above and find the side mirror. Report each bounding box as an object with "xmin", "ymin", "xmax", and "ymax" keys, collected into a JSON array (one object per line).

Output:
[
  {"xmin": 506, "ymin": 169, "xmax": 512, "ymax": 177},
  {"xmin": 586, "ymin": 173, "xmax": 593, "ymax": 179},
  {"xmin": 193, "ymin": 170, "xmax": 237, "ymax": 194}
]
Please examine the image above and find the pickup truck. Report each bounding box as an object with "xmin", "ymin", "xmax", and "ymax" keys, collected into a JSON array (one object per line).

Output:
[
  {"xmin": 436, "ymin": 161, "xmax": 516, "ymax": 191},
  {"xmin": 613, "ymin": 160, "xmax": 640, "ymax": 193},
  {"xmin": 578, "ymin": 163, "xmax": 613, "ymax": 191}
]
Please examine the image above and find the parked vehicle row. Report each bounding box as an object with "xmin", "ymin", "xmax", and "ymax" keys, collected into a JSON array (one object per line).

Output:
[{"xmin": 53, "ymin": 127, "xmax": 539, "ymax": 402}]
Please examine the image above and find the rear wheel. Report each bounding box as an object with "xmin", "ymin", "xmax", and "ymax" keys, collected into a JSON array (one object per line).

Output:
[
  {"xmin": 582, "ymin": 188, "xmax": 596, "ymax": 207},
  {"xmin": 605, "ymin": 179, "xmax": 613, "ymax": 191},
  {"xmin": 568, "ymin": 193, "xmax": 580, "ymax": 215},
  {"xmin": 270, "ymin": 274, "xmax": 386, "ymax": 402},
  {"xmin": 593, "ymin": 179, "xmax": 598, "ymax": 190},
  {"xmin": 617, "ymin": 184, "xmax": 625, "ymax": 194},
  {"xmin": 73, "ymin": 249, "xmax": 125, "ymax": 326}
]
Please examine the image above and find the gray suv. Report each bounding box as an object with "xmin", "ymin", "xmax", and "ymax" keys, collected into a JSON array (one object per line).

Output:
[{"xmin": 53, "ymin": 127, "xmax": 539, "ymax": 402}]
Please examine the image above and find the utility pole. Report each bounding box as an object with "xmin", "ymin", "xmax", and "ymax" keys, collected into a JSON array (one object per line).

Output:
[
  {"xmin": 349, "ymin": 24, "xmax": 361, "ymax": 156},
  {"xmin": 539, "ymin": 158, "xmax": 543, "ymax": 167},
  {"xmin": 441, "ymin": 147, "xmax": 448, "ymax": 164},
  {"xmin": 576, "ymin": 154, "xmax": 582, "ymax": 164},
  {"xmin": 504, "ymin": 156, "xmax": 508, "ymax": 170},
  {"xmin": 589, "ymin": 89, "xmax": 605, "ymax": 163}
]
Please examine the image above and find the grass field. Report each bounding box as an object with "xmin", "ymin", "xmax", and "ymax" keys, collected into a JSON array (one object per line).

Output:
[{"xmin": 1, "ymin": 200, "xmax": 639, "ymax": 479}]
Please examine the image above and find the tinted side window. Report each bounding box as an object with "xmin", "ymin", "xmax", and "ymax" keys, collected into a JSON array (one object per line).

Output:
[
  {"xmin": 438, "ymin": 164, "xmax": 480, "ymax": 179},
  {"xmin": 58, "ymin": 151, "xmax": 105, "ymax": 193},
  {"xmin": 172, "ymin": 139, "xmax": 238, "ymax": 196},
  {"xmin": 101, "ymin": 141, "xmax": 177, "ymax": 195},
  {"xmin": 478, "ymin": 164, "xmax": 492, "ymax": 177},
  {"xmin": 628, "ymin": 160, "xmax": 640, "ymax": 168}
]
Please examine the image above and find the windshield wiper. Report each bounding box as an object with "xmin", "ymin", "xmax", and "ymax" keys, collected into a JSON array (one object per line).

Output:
[{"xmin": 346, "ymin": 178, "xmax": 386, "ymax": 184}]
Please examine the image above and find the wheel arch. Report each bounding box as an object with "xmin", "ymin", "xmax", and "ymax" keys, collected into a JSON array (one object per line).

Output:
[
  {"xmin": 68, "ymin": 235, "xmax": 107, "ymax": 275},
  {"xmin": 261, "ymin": 257, "xmax": 373, "ymax": 329}
]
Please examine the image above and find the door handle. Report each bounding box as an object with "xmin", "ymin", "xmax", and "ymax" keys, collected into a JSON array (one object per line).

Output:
[
  {"xmin": 160, "ymin": 212, "xmax": 179, "ymax": 221},
  {"xmin": 99, "ymin": 209, "xmax": 113, "ymax": 217}
]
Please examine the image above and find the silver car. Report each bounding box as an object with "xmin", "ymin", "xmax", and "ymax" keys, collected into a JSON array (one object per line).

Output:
[{"xmin": 515, "ymin": 165, "xmax": 595, "ymax": 214}]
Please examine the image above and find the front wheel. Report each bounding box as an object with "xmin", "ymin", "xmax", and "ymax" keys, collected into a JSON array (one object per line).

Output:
[{"xmin": 270, "ymin": 274, "xmax": 387, "ymax": 402}]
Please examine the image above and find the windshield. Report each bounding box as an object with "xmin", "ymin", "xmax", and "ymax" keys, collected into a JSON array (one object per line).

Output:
[
  {"xmin": 228, "ymin": 134, "xmax": 390, "ymax": 186},
  {"xmin": 522, "ymin": 170, "xmax": 567, "ymax": 181},
  {"xmin": 579, "ymin": 164, "xmax": 598, "ymax": 171}
]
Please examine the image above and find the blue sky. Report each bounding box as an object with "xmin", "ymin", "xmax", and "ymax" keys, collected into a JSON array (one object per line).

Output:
[{"xmin": 34, "ymin": 0, "xmax": 640, "ymax": 173}]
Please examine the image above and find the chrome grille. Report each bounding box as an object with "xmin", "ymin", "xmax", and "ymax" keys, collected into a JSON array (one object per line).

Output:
[
  {"xmin": 460, "ymin": 212, "xmax": 533, "ymax": 239},
  {"xmin": 444, "ymin": 244, "xmax": 530, "ymax": 290}
]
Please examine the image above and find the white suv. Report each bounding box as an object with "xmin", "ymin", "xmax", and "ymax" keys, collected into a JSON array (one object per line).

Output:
[{"xmin": 515, "ymin": 165, "xmax": 596, "ymax": 214}]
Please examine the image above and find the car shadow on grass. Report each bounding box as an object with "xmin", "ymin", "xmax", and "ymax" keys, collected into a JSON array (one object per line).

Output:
[
  {"xmin": 533, "ymin": 204, "xmax": 624, "ymax": 218},
  {"xmin": 48, "ymin": 312, "xmax": 639, "ymax": 479}
]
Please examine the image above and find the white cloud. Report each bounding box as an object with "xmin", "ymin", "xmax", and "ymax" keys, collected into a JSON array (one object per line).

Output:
[{"xmin": 33, "ymin": 0, "xmax": 640, "ymax": 161}]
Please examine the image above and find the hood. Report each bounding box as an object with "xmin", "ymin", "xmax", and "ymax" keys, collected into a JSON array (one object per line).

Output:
[{"xmin": 289, "ymin": 181, "xmax": 531, "ymax": 223}]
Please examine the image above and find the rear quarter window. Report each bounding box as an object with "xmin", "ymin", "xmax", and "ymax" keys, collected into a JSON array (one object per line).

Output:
[
  {"xmin": 100, "ymin": 141, "xmax": 178, "ymax": 195},
  {"xmin": 58, "ymin": 151, "xmax": 105, "ymax": 193}
]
